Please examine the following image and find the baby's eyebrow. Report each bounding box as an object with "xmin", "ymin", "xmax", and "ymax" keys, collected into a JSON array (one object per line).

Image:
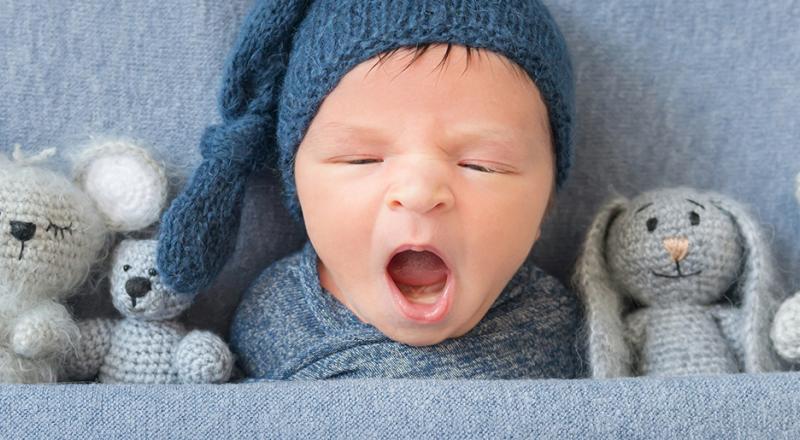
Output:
[
  {"xmin": 300, "ymin": 122, "xmax": 389, "ymax": 154},
  {"xmin": 450, "ymin": 126, "xmax": 519, "ymax": 144},
  {"xmin": 307, "ymin": 121, "xmax": 529, "ymax": 156},
  {"xmin": 306, "ymin": 121, "xmax": 389, "ymax": 147},
  {"xmin": 318, "ymin": 121, "xmax": 385, "ymax": 138},
  {"xmin": 445, "ymin": 125, "xmax": 533, "ymax": 157}
]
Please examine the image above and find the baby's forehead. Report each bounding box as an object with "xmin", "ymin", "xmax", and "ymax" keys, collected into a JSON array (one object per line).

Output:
[
  {"xmin": 300, "ymin": 44, "xmax": 554, "ymax": 157},
  {"xmin": 315, "ymin": 120, "xmax": 526, "ymax": 143}
]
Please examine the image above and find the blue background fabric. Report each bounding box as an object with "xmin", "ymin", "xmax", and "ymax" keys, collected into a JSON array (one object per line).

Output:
[
  {"xmin": 1, "ymin": 0, "xmax": 799, "ymax": 437},
  {"xmin": 2, "ymin": 374, "xmax": 800, "ymax": 438}
]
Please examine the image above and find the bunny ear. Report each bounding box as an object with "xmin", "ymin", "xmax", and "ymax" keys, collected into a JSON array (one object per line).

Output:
[
  {"xmin": 74, "ymin": 140, "xmax": 168, "ymax": 232},
  {"xmin": 795, "ymin": 172, "xmax": 800, "ymax": 205},
  {"xmin": 709, "ymin": 194, "xmax": 787, "ymax": 372},
  {"xmin": 572, "ymin": 196, "xmax": 631, "ymax": 378}
]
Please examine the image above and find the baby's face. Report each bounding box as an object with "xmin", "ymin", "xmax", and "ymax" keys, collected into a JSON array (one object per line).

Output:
[{"xmin": 294, "ymin": 45, "xmax": 554, "ymax": 346}]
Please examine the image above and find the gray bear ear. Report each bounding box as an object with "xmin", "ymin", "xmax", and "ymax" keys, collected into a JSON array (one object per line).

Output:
[
  {"xmin": 572, "ymin": 195, "xmax": 631, "ymax": 378},
  {"xmin": 709, "ymin": 194, "xmax": 787, "ymax": 372},
  {"xmin": 73, "ymin": 140, "xmax": 168, "ymax": 232}
]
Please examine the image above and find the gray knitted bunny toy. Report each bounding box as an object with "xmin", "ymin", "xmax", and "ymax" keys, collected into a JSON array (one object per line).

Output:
[
  {"xmin": 574, "ymin": 187, "xmax": 785, "ymax": 377},
  {"xmin": 0, "ymin": 141, "xmax": 166, "ymax": 383},
  {"xmin": 62, "ymin": 239, "xmax": 234, "ymax": 384},
  {"xmin": 770, "ymin": 173, "xmax": 800, "ymax": 365}
]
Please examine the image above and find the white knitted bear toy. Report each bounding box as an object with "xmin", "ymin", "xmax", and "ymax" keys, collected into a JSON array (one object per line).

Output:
[
  {"xmin": 62, "ymin": 239, "xmax": 234, "ymax": 383},
  {"xmin": 770, "ymin": 173, "xmax": 800, "ymax": 364},
  {"xmin": 0, "ymin": 141, "xmax": 166, "ymax": 383}
]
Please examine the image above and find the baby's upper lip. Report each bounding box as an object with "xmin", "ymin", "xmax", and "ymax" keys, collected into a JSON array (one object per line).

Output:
[{"xmin": 386, "ymin": 243, "xmax": 452, "ymax": 272}]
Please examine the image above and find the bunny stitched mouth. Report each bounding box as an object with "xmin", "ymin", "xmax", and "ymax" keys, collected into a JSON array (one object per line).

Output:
[{"xmin": 651, "ymin": 262, "xmax": 702, "ymax": 279}]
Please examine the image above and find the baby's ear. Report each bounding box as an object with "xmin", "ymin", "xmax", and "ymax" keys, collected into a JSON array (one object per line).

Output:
[{"xmin": 73, "ymin": 140, "xmax": 168, "ymax": 232}]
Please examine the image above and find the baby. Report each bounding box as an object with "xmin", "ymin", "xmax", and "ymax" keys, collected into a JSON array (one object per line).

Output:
[{"xmin": 158, "ymin": 0, "xmax": 583, "ymax": 379}]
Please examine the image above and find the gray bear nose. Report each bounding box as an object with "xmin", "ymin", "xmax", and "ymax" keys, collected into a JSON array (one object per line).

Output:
[
  {"xmin": 126, "ymin": 277, "xmax": 152, "ymax": 298},
  {"xmin": 10, "ymin": 221, "xmax": 36, "ymax": 242}
]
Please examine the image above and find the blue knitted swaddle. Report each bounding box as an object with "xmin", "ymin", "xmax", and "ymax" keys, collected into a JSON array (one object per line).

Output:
[{"xmin": 231, "ymin": 242, "xmax": 584, "ymax": 380}]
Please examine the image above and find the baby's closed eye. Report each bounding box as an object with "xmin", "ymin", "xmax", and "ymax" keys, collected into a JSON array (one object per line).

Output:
[{"xmin": 342, "ymin": 157, "xmax": 508, "ymax": 174}]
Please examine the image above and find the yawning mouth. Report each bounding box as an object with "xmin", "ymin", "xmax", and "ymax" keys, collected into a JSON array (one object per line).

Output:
[{"xmin": 386, "ymin": 246, "xmax": 453, "ymax": 323}]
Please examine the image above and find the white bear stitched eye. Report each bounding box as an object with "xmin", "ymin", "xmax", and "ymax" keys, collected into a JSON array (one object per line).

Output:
[
  {"xmin": 148, "ymin": 268, "xmax": 158, "ymax": 277},
  {"xmin": 45, "ymin": 220, "xmax": 73, "ymax": 239},
  {"xmin": 123, "ymin": 264, "xmax": 131, "ymax": 272}
]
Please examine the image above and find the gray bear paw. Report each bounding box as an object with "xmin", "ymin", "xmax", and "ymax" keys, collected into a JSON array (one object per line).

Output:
[{"xmin": 175, "ymin": 330, "xmax": 234, "ymax": 384}]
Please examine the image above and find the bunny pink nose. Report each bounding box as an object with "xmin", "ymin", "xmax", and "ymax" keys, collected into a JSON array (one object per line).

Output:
[{"xmin": 663, "ymin": 237, "xmax": 689, "ymax": 262}]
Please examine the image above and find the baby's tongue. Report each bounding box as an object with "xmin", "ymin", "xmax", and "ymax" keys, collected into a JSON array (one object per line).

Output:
[{"xmin": 387, "ymin": 250, "xmax": 448, "ymax": 286}]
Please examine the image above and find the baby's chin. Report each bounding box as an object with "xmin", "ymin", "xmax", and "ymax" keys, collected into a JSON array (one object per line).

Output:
[
  {"xmin": 376, "ymin": 323, "xmax": 459, "ymax": 347},
  {"xmin": 369, "ymin": 309, "xmax": 480, "ymax": 347},
  {"xmin": 367, "ymin": 273, "xmax": 496, "ymax": 345}
]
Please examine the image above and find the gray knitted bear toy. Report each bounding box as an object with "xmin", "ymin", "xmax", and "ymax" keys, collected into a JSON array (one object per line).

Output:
[
  {"xmin": 770, "ymin": 173, "xmax": 800, "ymax": 364},
  {"xmin": 63, "ymin": 239, "xmax": 234, "ymax": 384},
  {"xmin": 0, "ymin": 141, "xmax": 166, "ymax": 383},
  {"xmin": 574, "ymin": 187, "xmax": 786, "ymax": 377}
]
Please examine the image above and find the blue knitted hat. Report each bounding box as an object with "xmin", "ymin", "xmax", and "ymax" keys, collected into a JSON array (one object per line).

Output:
[{"xmin": 158, "ymin": 0, "xmax": 576, "ymax": 293}]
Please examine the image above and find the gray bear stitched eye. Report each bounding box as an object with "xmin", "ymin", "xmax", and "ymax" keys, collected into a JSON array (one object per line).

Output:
[
  {"xmin": 690, "ymin": 211, "xmax": 700, "ymax": 226},
  {"xmin": 123, "ymin": 264, "xmax": 131, "ymax": 272},
  {"xmin": 148, "ymin": 268, "xmax": 158, "ymax": 277},
  {"xmin": 646, "ymin": 217, "xmax": 658, "ymax": 232}
]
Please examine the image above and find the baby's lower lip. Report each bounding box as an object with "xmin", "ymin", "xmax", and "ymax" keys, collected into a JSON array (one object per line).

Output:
[{"xmin": 385, "ymin": 271, "xmax": 453, "ymax": 324}]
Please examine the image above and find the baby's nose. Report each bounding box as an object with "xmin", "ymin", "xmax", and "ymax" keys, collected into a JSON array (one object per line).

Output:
[{"xmin": 386, "ymin": 163, "xmax": 454, "ymax": 214}]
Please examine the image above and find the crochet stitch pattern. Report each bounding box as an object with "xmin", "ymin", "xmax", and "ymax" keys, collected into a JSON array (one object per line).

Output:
[
  {"xmin": 770, "ymin": 173, "xmax": 800, "ymax": 363},
  {"xmin": 573, "ymin": 188, "xmax": 785, "ymax": 377},
  {"xmin": 0, "ymin": 141, "xmax": 167, "ymax": 383},
  {"xmin": 62, "ymin": 240, "xmax": 233, "ymax": 384}
]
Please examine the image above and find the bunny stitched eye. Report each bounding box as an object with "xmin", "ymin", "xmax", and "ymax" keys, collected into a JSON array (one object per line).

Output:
[
  {"xmin": 646, "ymin": 217, "xmax": 658, "ymax": 232},
  {"xmin": 148, "ymin": 268, "xmax": 158, "ymax": 277},
  {"xmin": 690, "ymin": 211, "xmax": 701, "ymax": 226},
  {"xmin": 123, "ymin": 264, "xmax": 131, "ymax": 272}
]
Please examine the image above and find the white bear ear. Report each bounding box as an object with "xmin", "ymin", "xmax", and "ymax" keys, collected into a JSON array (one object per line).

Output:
[{"xmin": 74, "ymin": 140, "xmax": 168, "ymax": 232}]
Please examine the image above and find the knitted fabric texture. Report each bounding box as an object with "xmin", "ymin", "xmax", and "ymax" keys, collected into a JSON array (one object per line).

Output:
[
  {"xmin": 230, "ymin": 241, "xmax": 584, "ymax": 380},
  {"xmin": 63, "ymin": 240, "xmax": 234, "ymax": 384},
  {"xmin": 158, "ymin": 0, "xmax": 576, "ymax": 293},
  {"xmin": 770, "ymin": 174, "xmax": 800, "ymax": 364},
  {"xmin": 0, "ymin": 142, "xmax": 164, "ymax": 383},
  {"xmin": 771, "ymin": 295, "xmax": 800, "ymax": 363},
  {"xmin": 573, "ymin": 187, "xmax": 786, "ymax": 377}
]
